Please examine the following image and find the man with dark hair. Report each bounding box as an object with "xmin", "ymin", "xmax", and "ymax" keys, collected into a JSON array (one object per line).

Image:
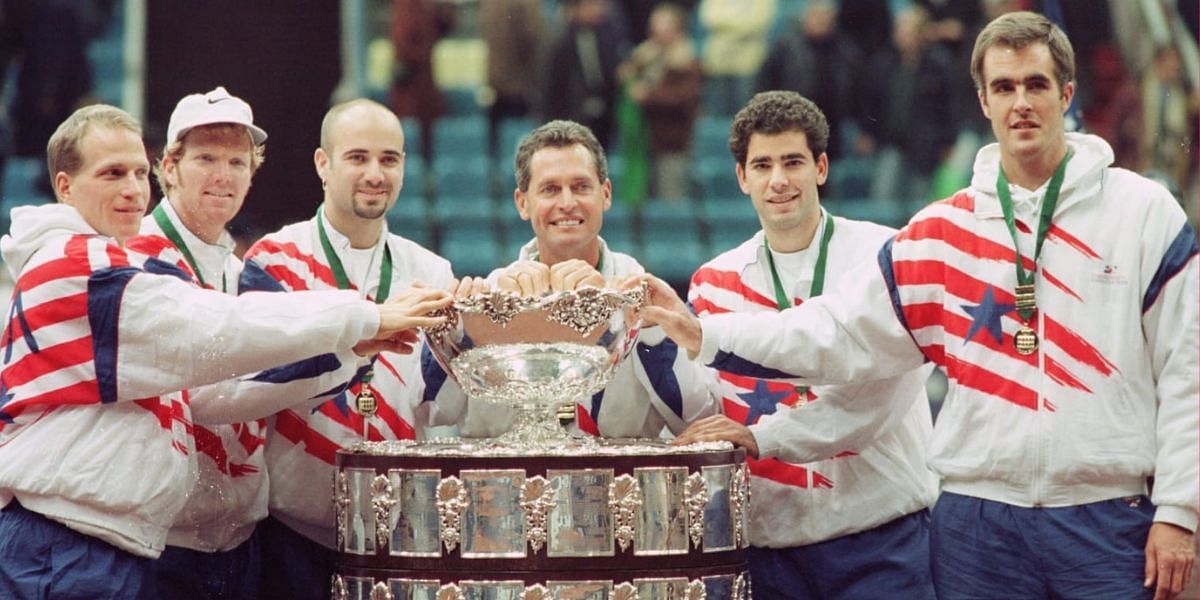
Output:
[
  {"xmin": 423, "ymin": 119, "xmax": 719, "ymax": 439},
  {"xmin": 644, "ymin": 11, "xmax": 1197, "ymax": 599},
  {"xmin": 681, "ymin": 90, "xmax": 937, "ymax": 599}
]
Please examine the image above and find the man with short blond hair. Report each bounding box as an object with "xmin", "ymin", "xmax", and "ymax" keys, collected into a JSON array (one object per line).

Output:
[{"xmin": 0, "ymin": 103, "xmax": 449, "ymax": 599}]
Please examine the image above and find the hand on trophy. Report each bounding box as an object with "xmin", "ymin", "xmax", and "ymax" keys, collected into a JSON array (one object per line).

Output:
[
  {"xmin": 497, "ymin": 260, "xmax": 551, "ymax": 296},
  {"xmin": 549, "ymin": 259, "xmax": 604, "ymax": 292},
  {"xmin": 356, "ymin": 285, "xmax": 453, "ymax": 356},
  {"xmin": 622, "ymin": 274, "xmax": 703, "ymax": 358},
  {"xmin": 497, "ymin": 259, "xmax": 605, "ymax": 296},
  {"xmin": 671, "ymin": 415, "xmax": 761, "ymax": 458},
  {"xmin": 449, "ymin": 276, "xmax": 489, "ymax": 298}
]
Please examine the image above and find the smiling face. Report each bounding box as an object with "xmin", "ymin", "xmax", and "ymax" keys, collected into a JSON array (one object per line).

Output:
[
  {"xmin": 514, "ymin": 143, "xmax": 612, "ymax": 265},
  {"xmin": 163, "ymin": 125, "xmax": 255, "ymax": 242},
  {"xmin": 978, "ymin": 42, "xmax": 1074, "ymax": 180},
  {"xmin": 316, "ymin": 104, "xmax": 406, "ymax": 224},
  {"xmin": 56, "ymin": 125, "xmax": 151, "ymax": 243},
  {"xmin": 736, "ymin": 130, "xmax": 827, "ymax": 251}
]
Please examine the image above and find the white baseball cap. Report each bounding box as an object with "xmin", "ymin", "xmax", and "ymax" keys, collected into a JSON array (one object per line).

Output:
[{"xmin": 166, "ymin": 86, "xmax": 268, "ymax": 146}]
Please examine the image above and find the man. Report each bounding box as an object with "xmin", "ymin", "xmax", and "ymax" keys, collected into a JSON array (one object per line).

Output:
[
  {"xmin": 240, "ymin": 98, "xmax": 454, "ymax": 600},
  {"xmin": 643, "ymin": 12, "xmax": 1198, "ymax": 600},
  {"xmin": 127, "ymin": 87, "xmax": 368, "ymax": 599},
  {"xmin": 679, "ymin": 90, "xmax": 937, "ymax": 598},
  {"xmin": 0, "ymin": 104, "xmax": 448, "ymax": 599},
  {"xmin": 422, "ymin": 119, "xmax": 718, "ymax": 439}
]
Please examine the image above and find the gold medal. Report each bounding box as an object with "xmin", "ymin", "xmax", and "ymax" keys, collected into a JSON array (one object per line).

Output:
[
  {"xmin": 1014, "ymin": 284, "xmax": 1036, "ymax": 313},
  {"xmin": 794, "ymin": 385, "xmax": 810, "ymax": 408},
  {"xmin": 1014, "ymin": 326, "xmax": 1039, "ymax": 355},
  {"xmin": 356, "ymin": 387, "xmax": 377, "ymax": 417}
]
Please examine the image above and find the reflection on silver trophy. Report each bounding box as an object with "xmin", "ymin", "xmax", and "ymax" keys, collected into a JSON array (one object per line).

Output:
[{"xmin": 423, "ymin": 286, "xmax": 645, "ymax": 449}]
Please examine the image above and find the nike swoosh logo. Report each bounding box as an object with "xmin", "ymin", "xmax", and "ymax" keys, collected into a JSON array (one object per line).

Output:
[{"xmin": 207, "ymin": 97, "xmax": 230, "ymax": 105}]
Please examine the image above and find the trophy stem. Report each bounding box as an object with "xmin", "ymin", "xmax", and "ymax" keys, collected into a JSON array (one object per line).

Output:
[{"xmin": 492, "ymin": 397, "xmax": 594, "ymax": 450}]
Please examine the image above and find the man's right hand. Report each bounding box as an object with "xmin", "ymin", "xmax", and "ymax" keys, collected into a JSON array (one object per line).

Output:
[
  {"xmin": 449, "ymin": 276, "xmax": 488, "ymax": 298},
  {"xmin": 623, "ymin": 274, "xmax": 703, "ymax": 358},
  {"xmin": 496, "ymin": 260, "xmax": 551, "ymax": 296},
  {"xmin": 373, "ymin": 287, "xmax": 453, "ymax": 341}
]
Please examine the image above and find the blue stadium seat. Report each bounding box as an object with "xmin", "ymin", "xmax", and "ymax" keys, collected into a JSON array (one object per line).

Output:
[
  {"xmin": 1, "ymin": 158, "xmax": 50, "ymax": 211},
  {"xmin": 433, "ymin": 116, "xmax": 488, "ymax": 160},
  {"xmin": 430, "ymin": 193, "xmax": 496, "ymax": 226},
  {"xmin": 386, "ymin": 198, "xmax": 430, "ymax": 243},
  {"xmin": 496, "ymin": 117, "xmax": 537, "ymax": 170},
  {"xmin": 443, "ymin": 87, "xmax": 482, "ymax": 117},
  {"xmin": 439, "ymin": 222, "xmax": 503, "ymax": 277},
  {"xmin": 700, "ymin": 195, "xmax": 758, "ymax": 254},
  {"xmin": 691, "ymin": 115, "xmax": 731, "ymax": 164},
  {"xmin": 432, "ymin": 155, "xmax": 493, "ymax": 201},
  {"xmin": 827, "ymin": 156, "xmax": 876, "ymax": 199},
  {"xmin": 694, "ymin": 158, "xmax": 742, "ymax": 201},
  {"xmin": 828, "ymin": 197, "xmax": 909, "ymax": 229},
  {"xmin": 641, "ymin": 237, "xmax": 707, "ymax": 285}
]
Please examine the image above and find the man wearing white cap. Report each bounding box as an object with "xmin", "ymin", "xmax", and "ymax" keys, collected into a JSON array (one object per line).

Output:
[
  {"xmin": 0, "ymin": 101, "xmax": 451, "ymax": 599},
  {"xmin": 125, "ymin": 86, "xmax": 302, "ymax": 599}
]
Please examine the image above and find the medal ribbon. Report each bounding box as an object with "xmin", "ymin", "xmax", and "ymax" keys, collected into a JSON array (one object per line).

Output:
[
  {"xmin": 152, "ymin": 203, "xmax": 225, "ymax": 291},
  {"xmin": 764, "ymin": 211, "xmax": 835, "ymax": 310},
  {"xmin": 316, "ymin": 206, "xmax": 395, "ymax": 423},
  {"xmin": 316, "ymin": 205, "xmax": 393, "ymax": 302},
  {"xmin": 995, "ymin": 151, "xmax": 1071, "ymax": 322}
]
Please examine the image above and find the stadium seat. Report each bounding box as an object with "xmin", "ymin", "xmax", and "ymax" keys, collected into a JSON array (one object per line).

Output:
[
  {"xmin": 431, "ymin": 155, "xmax": 493, "ymax": 201},
  {"xmin": 432, "ymin": 116, "xmax": 488, "ymax": 160},
  {"xmin": 694, "ymin": 158, "xmax": 743, "ymax": 201}
]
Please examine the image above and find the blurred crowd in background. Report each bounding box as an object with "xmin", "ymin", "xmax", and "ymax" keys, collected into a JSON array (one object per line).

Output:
[{"xmin": 0, "ymin": 0, "xmax": 1196, "ymax": 285}]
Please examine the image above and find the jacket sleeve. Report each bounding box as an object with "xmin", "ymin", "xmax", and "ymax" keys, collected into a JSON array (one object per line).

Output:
[
  {"xmin": 628, "ymin": 325, "xmax": 722, "ymax": 435},
  {"xmin": 752, "ymin": 363, "xmax": 933, "ymax": 463},
  {"xmin": 1141, "ymin": 217, "xmax": 1200, "ymax": 532},
  {"xmin": 110, "ymin": 271, "xmax": 378, "ymax": 401},
  {"xmin": 187, "ymin": 348, "xmax": 371, "ymax": 425},
  {"xmin": 697, "ymin": 258, "xmax": 925, "ymax": 385}
]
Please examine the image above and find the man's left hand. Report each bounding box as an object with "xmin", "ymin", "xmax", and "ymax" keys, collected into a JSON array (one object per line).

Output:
[
  {"xmin": 1145, "ymin": 521, "xmax": 1195, "ymax": 600},
  {"xmin": 671, "ymin": 415, "xmax": 760, "ymax": 458},
  {"xmin": 549, "ymin": 259, "xmax": 604, "ymax": 291}
]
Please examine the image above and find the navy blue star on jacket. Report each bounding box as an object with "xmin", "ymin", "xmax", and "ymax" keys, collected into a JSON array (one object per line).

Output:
[
  {"xmin": 737, "ymin": 379, "xmax": 791, "ymax": 425},
  {"xmin": 962, "ymin": 285, "xmax": 1014, "ymax": 345}
]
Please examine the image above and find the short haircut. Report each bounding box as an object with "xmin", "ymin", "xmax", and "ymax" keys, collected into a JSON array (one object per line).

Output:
[
  {"xmin": 47, "ymin": 104, "xmax": 142, "ymax": 183},
  {"xmin": 320, "ymin": 98, "xmax": 400, "ymax": 153},
  {"xmin": 729, "ymin": 91, "xmax": 830, "ymax": 166},
  {"xmin": 514, "ymin": 120, "xmax": 608, "ymax": 192},
  {"xmin": 154, "ymin": 123, "xmax": 266, "ymax": 195},
  {"xmin": 970, "ymin": 11, "xmax": 1075, "ymax": 94}
]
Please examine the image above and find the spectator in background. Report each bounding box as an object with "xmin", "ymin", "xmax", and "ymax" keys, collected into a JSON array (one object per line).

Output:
[
  {"xmin": 697, "ymin": 0, "xmax": 776, "ymax": 116},
  {"xmin": 837, "ymin": 0, "xmax": 893, "ymax": 60},
  {"xmin": 10, "ymin": 0, "xmax": 114, "ymax": 161},
  {"xmin": 618, "ymin": 3, "xmax": 702, "ymax": 201},
  {"xmin": 859, "ymin": 5, "xmax": 960, "ymax": 207},
  {"xmin": 1138, "ymin": 44, "xmax": 1197, "ymax": 196},
  {"xmin": 541, "ymin": 0, "xmax": 629, "ymax": 149},
  {"xmin": 480, "ymin": 0, "xmax": 544, "ymax": 158},
  {"xmin": 757, "ymin": 0, "xmax": 864, "ymax": 163},
  {"xmin": 390, "ymin": 0, "xmax": 455, "ymax": 163}
]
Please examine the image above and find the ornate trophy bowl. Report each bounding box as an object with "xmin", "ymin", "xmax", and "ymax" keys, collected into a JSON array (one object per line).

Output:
[{"xmin": 423, "ymin": 286, "xmax": 645, "ymax": 449}]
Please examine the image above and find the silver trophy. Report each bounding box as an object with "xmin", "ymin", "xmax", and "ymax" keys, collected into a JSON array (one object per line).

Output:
[{"xmin": 423, "ymin": 286, "xmax": 645, "ymax": 449}]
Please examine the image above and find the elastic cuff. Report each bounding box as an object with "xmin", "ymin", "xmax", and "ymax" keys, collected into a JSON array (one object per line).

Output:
[{"xmin": 1154, "ymin": 504, "xmax": 1198, "ymax": 533}]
